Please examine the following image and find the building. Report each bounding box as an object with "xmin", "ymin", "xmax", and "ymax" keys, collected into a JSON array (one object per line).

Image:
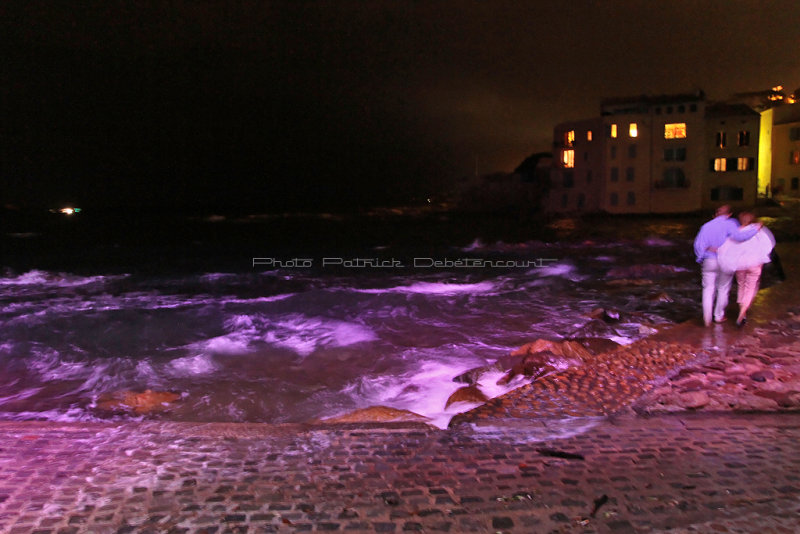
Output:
[
  {"xmin": 547, "ymin": 91, "xmax": 760, "ymax": 213},
  {"xmin": 703, "ymin": 103, "xmax": 761, "ymax": 208},
  {"xmin": 769, "ymin": 104, "xmax": 800, "ymax": 197}
]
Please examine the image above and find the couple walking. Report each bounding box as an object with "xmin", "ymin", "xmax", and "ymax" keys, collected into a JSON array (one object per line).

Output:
[{"xmin": 694, "ymin": 205, "xmax": 775, "ymax": 327}]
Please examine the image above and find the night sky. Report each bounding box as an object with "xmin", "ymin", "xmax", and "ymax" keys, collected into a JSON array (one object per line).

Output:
[{"xmin": 2, "ymin": 1, "xmax": 799, "ymax": 212}]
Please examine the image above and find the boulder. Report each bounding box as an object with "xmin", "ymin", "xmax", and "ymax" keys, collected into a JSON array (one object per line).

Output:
[
  {"xmin": 96, "ymin": 389, "xmax": 181, "ymax": 415},
  {"xmin": 496, "ymin": 350, "xmax": 580, "ymax": 386},
  {"xmin": 568, "ymin": 319, "xmax": 616, "ymax": 339},
  {"xmin": 646, "ymin": 292, "xmax": 673, "ymax": 303},
  {"xmin": 321, "ymin": 406, "xmax": 430, "ymax": 424},
  {"xmin": 749, "ymin": 370, "xmax": 774, "ymax": 383},
  {"xmin": 510, "ymin": 339, "xmax": 592, "ymax": 361},
  {"xmin": 752, "ymin": 390, "xmax": 800, "ymax": 408},
  {"xmin": 678, "ymin": 390, "xmax": 710, "ymax": 409},
  {"xmin": 570, "ymin": 337, "xmax": 621, "ymax": 355},
  {"xmin": 453, "ymin": 362, "xmax": 505, "ymax": 384},
  {"xmin": 445, "ymin": 385, "xmax": 489, "ymax": 408}
]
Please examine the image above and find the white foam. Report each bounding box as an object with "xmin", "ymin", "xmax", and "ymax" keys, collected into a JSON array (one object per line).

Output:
[
  {"xmin": 643, "ymin": 237, "xmax": 674, "ymax": 247},
  {"xmin": 534, "ymin": 263, "xmax": 575, "ymax": 277},
  {"xmin": 461, "ymin": 238, "xmax": 486, "ymax": 252},
  {"xmin": 356, "ymin": 281, "xmax": 498, "ymax": 296},
  {"xmin": 221, "ymin": 294, "xmax": 295, "ymax": 305},
  {"xmin": 264, "ymin": 315, "xmax": 377, "ymax": 356},
  {"xmin": 0, "ymin": 270, "xmax": 126, "ymax": 287},
  {"xmin": 464, "ymin": 417, "xmax": 604, "ymax": 443},
  {"xmin": 0, "ymin": 407, "xmax": 106, "ymax": 422},
  {"xmin": 340, "ymin": 354, "xmax": 519, "ymax": 429},
  {"xmin": 197, "ymin": 334, "xmax": 252, "ymax": 355},
  {"xmin": 0, "ymin": 387, "xmax": 43, "ymax": 404},
  {"xmin": 195, "ymin": 313, "xmax": 377, "ymax": 357},
  {"xmin": 531, "ymin": 262, "xmax": 587, "ymax": 282}
]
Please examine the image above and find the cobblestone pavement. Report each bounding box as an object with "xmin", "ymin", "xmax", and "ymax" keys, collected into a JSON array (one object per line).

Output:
[
  {"xmin": 449, "ymin": 341, "xmax": 702, "ymax": 426},
  {"xmin": 2, "ymin": 414, "xmax": 800, "ymax": 533}
]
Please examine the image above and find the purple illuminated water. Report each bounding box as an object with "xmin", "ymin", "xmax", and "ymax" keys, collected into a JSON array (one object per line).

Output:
[{"xmin": 0, "ymin": 213, "xmax": 703, "ymax": 428}]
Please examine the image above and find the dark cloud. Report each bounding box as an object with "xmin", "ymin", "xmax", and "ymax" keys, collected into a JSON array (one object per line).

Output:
[{"xmin": 2, "ymin": 0, "xmax": 798, "ymax": 210}]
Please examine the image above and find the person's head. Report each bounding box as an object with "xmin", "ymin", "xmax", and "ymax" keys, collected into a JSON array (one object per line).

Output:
[
  {"xmin": 738, "ymin": 210, "xmax": 755, "ymax": 225},
  {"xmin": 715, "ymin": 204, "xmax": 732, "ymax": 218}
]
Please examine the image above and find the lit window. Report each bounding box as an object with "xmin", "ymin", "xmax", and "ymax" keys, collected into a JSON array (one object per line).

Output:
[
  {"xmin": 737, "ymin": 157, "xmax": 753, "ymax": 171},
  {"xmin": 664, "ymin": 123, "xmax": 687, "ymax": 139},
  {"xmin": 610, "ymin": 124, "xmax": 618, "ymax": 138},
  {"xmin": 716, "ymin": 132, "xmax": 727, "ymax": 148},
  {"xmin": 562, "ymin": 149, "xmax": 575, "ymax": 168},
  {"xmin": 629, "ymin": 123, "xmax": 638, "ymax": 137},
  {"xmin": 738, "ymin": 131, "xmax": 750, "ymax": 147},
  {"xmin": 713, "ymin": 158, "xmax": 727, "ymax": 172},
  {"xmin": 564, "ymin": 130, "xmax": 575, "ymax": 147},
  {"xmin": 586, "ymin": 130, "xmax": 593, "ymax": 141},
  {"xmin": 791, "ymin": 151, "xmax": 800, "ymax": 165}
]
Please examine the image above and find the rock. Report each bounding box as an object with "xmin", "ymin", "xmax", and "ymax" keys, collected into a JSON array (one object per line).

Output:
[
  {"xmin": 570, "ymin": 337, "xmax": 621, "ymax": 355},
  {"xmin": 673, "ymin": 367, "xmax": 707, "ymax": 379},
  {"xmin": 675, "ymin": 378, "xmax": 706, "ymax": 390},
  {"xmin": 510, "ymin": 339, "xmax": 592, "ymax": 361},
  {"xmin": 587, "ymin": 308, "xmax": 622, "ymax": 322},
  {"xmin": 646, "ymin": 292, "xmax": 673, "ymax": 303},
  {"xmin": 497, "ymin": 348, "xmax": 583, "ymax": 386},
  {"xmin": 752, "ymin": 390, "xmax": 798, "ymax": 408},
  {"xmin": 321, "ymin": 406, "xmax": 431, "ymax": 424},
  {"xmin": 749, "ymin": 371, "xmax": 774, "ymax": 382},
  {"xmin": 723, "ymin": 393, "xmax": 781, "ymax": 411},
  {"xmin": 96, "ymin": 390, "xmax": 181, "ymax": 415},
  {"xmin": 639, "ymin": 325, "xmax": 659, "ymax": 335},
  {"xmin": 453, "ymin": 362, "xmax": 505, "ymax": 384},
  {"xmin": 756, "ymin": 379, "xmax": 800, "ymax": 394},
  {"xmin": 568, "ymin": 319, "xmax": 616, "ymax": 338},
  {"xmin": 725, "ymin": 363, "xmax": 762, "ymax": 376},
  {"xmin": 678, "ymin": 391, "xmax": 710, "ymax": 409},
  {"xmin": 445, "ymin": 385, "xmax": 489, "ymax": 408}
]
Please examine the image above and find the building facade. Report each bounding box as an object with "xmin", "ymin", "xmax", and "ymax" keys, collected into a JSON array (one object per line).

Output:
[
  {"xmin": 548, "ymin": 92, "xmax": 760, "ymax": 213},
  {"xmin": 770, "ymin": 105, "xmax": 800, "ymax": 197}
]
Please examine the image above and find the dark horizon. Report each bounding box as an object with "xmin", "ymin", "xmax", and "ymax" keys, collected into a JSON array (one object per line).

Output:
[{"xmin": 2, "ymin": 1, "xmax": 800, "ymax": 212}]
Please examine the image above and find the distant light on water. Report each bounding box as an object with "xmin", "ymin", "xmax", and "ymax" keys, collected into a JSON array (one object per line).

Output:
[{"xmin": 54, "ymin": 207, "xmax": 81, "ymax": 215}]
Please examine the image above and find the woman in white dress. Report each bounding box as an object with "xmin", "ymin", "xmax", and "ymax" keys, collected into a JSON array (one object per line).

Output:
[{"xmin": 717, "ymin": 211, "xmax": 774, "ymax": 326}]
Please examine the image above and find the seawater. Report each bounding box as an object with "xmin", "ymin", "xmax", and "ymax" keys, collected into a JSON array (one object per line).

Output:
[{"xmin": 0, "ymin": 211, "xmax": 703, "ymax": 428}]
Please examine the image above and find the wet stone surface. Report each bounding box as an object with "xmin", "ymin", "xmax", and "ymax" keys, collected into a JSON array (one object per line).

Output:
[
  {"xmin": 450, "ymin": 340, "xmax": 699, "ymax": 426},
  {"xmin": 2, "ymin": 415, "xmax": 800, "ymax": 533}
]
